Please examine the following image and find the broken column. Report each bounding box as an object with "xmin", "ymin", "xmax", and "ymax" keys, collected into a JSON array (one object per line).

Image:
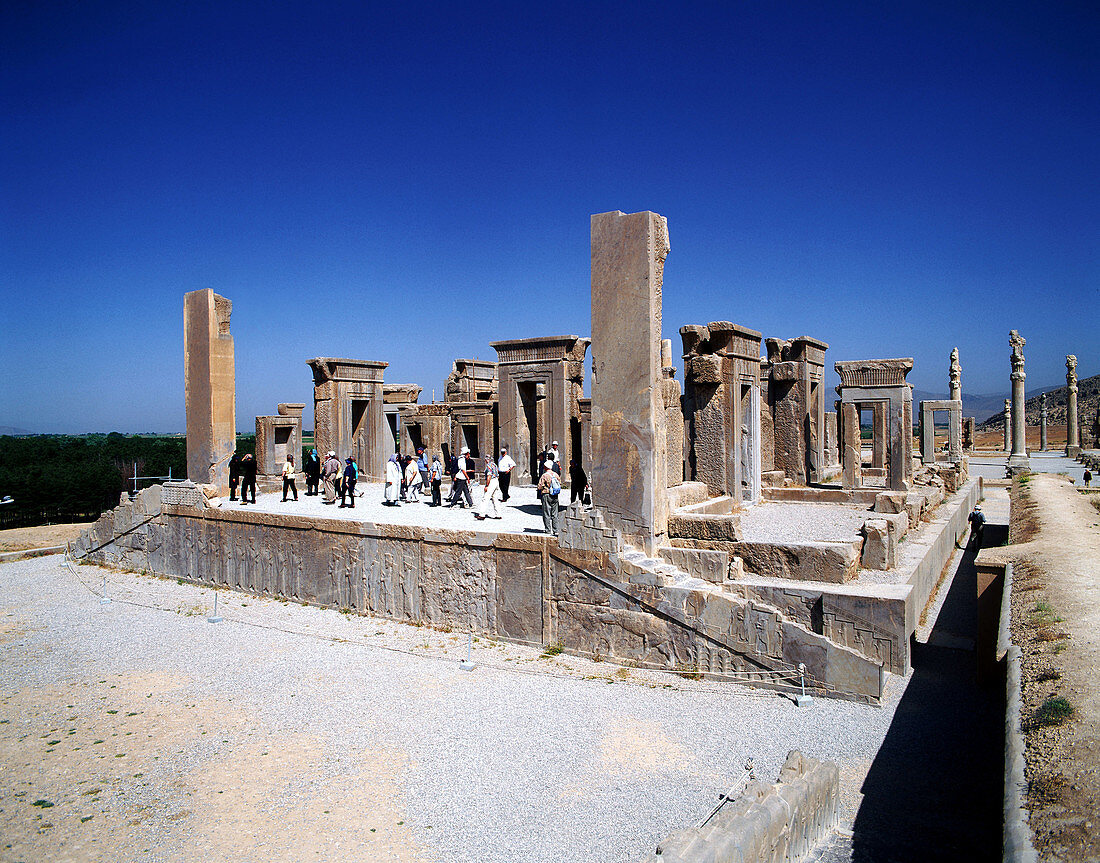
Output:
[
  {"xmin": 1040, "ymin": 393, "xmax": 1048, "ymax": 451},
  {"xmin": 589, "ymin": 210, "xmax": 669, "ymax": 554},
  {"xmin": 184, "ymin": 288, "xmax": 235, "ymax": 492},
  {"xmin": 1003, "ymin": 399, "xmax": 1011, "ymax": 452},
  {"xmin": 1066, "ymin": 355, "xmax": 1080, "ymax": 457},
  {"xmin": 949, "ymin": 347, "xmax": 962, "ymax": 401},
  {"xmin": 1008, "ymin": 331, "xmax": 1030, "ymax": 473},
  {"xmin": 661, "ymin": 339, "xmax": 685, "ymax": 487}
]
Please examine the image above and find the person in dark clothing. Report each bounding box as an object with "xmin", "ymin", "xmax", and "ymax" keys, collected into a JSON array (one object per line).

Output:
[
  {"xmin": 1085, "ymin": 469, "xmax": 1092, "ymax": 489},
  {"xmin": 569, "ymin": 459, "xmax": 588, "ymax": 505},
  {"xmin": 304, "ymin": 448, "xmax": 321, "ymax": 496},
  {"xmin": 447, "ymin": 447, "xmax": 474, "ymax": 508},
  {"xmin": 429, "ymin": 455, "xmax": 444, "ymax": 506},
  {"xmin": 968, "ymin": 503, "xmax": 986, "ymax": 549},
  {"xmin": 239, "ymin": 454, "xmax": 257, "ymax": 505},
  {"xmin": 228, "ymin": 453, "xmax": 241, "ymax": 501},
  {"xmin": 340, "ymin": 457, "xmax": 358, "ymax": 508}
]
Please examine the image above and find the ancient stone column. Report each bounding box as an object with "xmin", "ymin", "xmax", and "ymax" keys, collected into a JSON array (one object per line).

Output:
[
  {"xmin": 590, "ymin": 210, "xmax": 669, "ymax": 554},
  {"xmin": 949, "ymin": 347, "xmax": 961, "ymax": 402},
  {"xmin": 1008, "ymin": 330, "xmax": 1030, "ymax": 472},
  {"xmin": 1003, "ymin": 399, "xmax": 1011, "ymax": 452},
  {"xmin": 1066, "ymin": 355, "xmax": 1080, "ymax": 457},
  {"xmin": 184, "ymin": 288, "xmax": 235, "ymax": 493},
  {"xmin": 1039, "ymin": 393, "xmax": 1048, "ymax": 451}
]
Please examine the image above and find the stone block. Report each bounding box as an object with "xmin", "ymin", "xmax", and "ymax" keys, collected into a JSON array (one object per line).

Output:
[
  {"xmin": 761, "ymin": 469, "xmax": 786, "ymax": 488},
  {"xmin": 658, "ymin": 545, "xmax": 729, "ymax": 584},
  {"xmin": 687, "ymin": 354, "xmax": 722, "ymax": 384},
  {"xmin": 873, "ymin": 491, "xmax": 907, "ymax": 514},
  {"xmin": 667, "ymin": 513, "xmax": 742, "ymax": 542},
  {"xmin": 861, "ymin": 518, "xmax": 893, "ymax": 570},
  {"xmin": 736, "ymin": 540, "xmax": 861, "ymax": 584}
]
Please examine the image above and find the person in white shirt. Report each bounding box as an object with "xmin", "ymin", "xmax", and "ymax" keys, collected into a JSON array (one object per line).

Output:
[{"xmin": 497, "ymin": 446, "xmax": 516, "ymax": 502}]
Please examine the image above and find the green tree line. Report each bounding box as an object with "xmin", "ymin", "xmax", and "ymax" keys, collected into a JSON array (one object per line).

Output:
[{"xmin": 0, "ymin": 434, "xmax": 260, "ymax": 529}]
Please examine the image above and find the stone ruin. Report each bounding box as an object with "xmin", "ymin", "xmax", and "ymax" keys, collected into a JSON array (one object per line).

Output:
[
  {"xmin": 84, "ymin": 208, "xmax": 999, "ymax": 705},
  {"xmin": 255, "ymin": 403, "xmax": 304, "ymax": 477},
  {"xmin": 183, "ymin": 288, "xmax": 234, "ymax": 494}
]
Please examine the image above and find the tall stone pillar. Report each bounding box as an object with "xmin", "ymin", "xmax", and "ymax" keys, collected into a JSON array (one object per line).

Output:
[
  {"xmin": 1008, "ymin": 330, "xmax": 1030, "ymax": 473},
  {"xmin": 1039, "ymin": 393, "xmax": 1048, "ymax": 451},
  {"xmin": 590, "ymin": 210, "xmax": 669, "ymax": 554},
  {"xmin": 661, "ymin": 339, "xmax": 685, "ymax": 488},
  {"xmin": 184, "ymin": 288, "xmax": 235, "ymax": 492},
  {"xmin": 1066, "ymin": 355, "xmax": 1080, "ymax": 457},
  {"xmin": 1003, "ymin": 399, "xmax": 1011, "ymax": 452},
  {"xmin": 949, "ymin": 347, "xmax": 962, "ymax": 402}
]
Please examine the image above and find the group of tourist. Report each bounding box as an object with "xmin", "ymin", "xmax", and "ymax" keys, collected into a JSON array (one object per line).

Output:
[{"xmin": 227, "ymin": 439, "xmax": 590, "ymax": 533}]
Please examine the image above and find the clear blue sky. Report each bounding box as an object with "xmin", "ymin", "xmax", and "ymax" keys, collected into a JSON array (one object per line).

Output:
[{"xmin": 2, "ymin": 1, "xmax": 1096, "ymax": 433}]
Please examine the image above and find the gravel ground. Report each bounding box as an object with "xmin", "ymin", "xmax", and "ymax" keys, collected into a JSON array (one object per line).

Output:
[
  {"xmin": 738, "ymin": 502, "xmax": 869, "ymax": 543},
  {"xmin": 1, "ymin": 555, "xmax": 907, "ymax": 863}
]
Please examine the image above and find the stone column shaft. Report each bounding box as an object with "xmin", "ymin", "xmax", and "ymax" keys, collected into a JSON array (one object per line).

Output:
[{"xmin": 1066, "ymin": 355, "xmax": 1080, "ymax": 457}]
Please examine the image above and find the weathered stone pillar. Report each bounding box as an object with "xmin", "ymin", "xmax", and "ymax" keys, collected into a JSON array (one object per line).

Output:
[
  {"xmin": 871, "ymin": 401, "xmax": 887, "ymax": 468},
  {"xmin": 1003, "ymin": 399, "xmax": 1011, "ymax": 452},
  {"xmin": 661, "ymin": 339, "xmax": 685, "ymax": 487},
  {"xmin": 590, "ymin": 210, "xmax": 669, "ymax": 554},
  {"xmin": 1066, "ymin": 355, "xmax": 1080, "ymax": 457},
  {"xmin": 949, "ymin": 347, "xmax": 962, "ymax": 402},
  {"xmin": 1008, "ymin": 330, "xmax": 1030, "ymax": 473},
  {"xmin": 963, "ymin": 417, "xmax": 974, "ymax": 451},
  {"xmin": 184, "ymin": 288, "xmax": 235, "ymax": 492},
  {"xmin": 1039, "ymin": 393, "xmax": 1048, "ymax": 451}
]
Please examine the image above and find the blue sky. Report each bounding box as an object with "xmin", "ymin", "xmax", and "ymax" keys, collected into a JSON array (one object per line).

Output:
[{"xmin": 2, "ymin": 1, "xmax": 1096, "ymax": 433}]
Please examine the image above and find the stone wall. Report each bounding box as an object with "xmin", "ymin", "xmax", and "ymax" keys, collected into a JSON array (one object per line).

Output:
[
  {"xmin": 73, "ymin": 491, "xmax": 885, "ymax": 702},
  {"xmin": 643, "ymin": 750, "xmax": 840, "ymax": 863}
]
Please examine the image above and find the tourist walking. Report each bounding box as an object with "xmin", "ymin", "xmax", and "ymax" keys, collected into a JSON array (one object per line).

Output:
[
  {"xmin": 1085, "ymin": 469, "xmax": 1092, "ymax": 489},
  {"xmin": 322, "ymin": 451, "xmax": 340, "ymax": 504},
  {"xmin": 239, "ymin": 453, "xmax": 257, "ymax": 505},
  {"xmin": 537, "ymin": 459, "xmax": 561, "ymax": 533},
  {"xmin": 474, "ymin": 457, "xmax": 502, "ymax": 520},
  {"xmin": 281, "ymin": 454, "xmax": 298, "ymax": 501},
  {"xmin": 497, "ymin": 446, "xmax": 516, "ymax": 502},
  {"xmin": 968, "ymin": 503, "xmax": 986, "ymax": 550},
  {"xmin": 340, "ymin": 457, "xmax": 358, "ymax": 507},
  {"xmin": 304, "ymin": 448, "xmax": 321, "ymax": 496},
  {"xmin": 549, "ymin": 441, "xmax": 562, "ymax": 474},
  {"xmin": 447, "ymin": 447, "xmax": 474, "ymax": 508},
  {"xmin": 228, "ymin": 453, "xmax": 241, "ymax": 501},
  {"xmin": 404, "ymin": 455, "xmax": 422, "ymax": 502},
  {"xmin": 569, "ymin": 459, "xmax": 588, "ymax": 505},
  {"xmin": 429, "ymin": 455, "xmax": 444, "ymax": 506},
  {"xmin": 383, "ymin": 454, "xmax": 402, "ymax": 506},
  {"xmin": 417, "ymin": 447, "xmax": 430, "ymax": 491}
]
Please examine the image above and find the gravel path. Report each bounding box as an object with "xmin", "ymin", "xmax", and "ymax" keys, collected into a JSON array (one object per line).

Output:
[{"xmin": 1, "ymin": 555, "xmax": 907, "ymax": 862}]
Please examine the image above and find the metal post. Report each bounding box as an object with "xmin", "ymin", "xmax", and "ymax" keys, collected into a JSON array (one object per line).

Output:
[
  {"xmin": 207, "ymin": 591, "xmax": 222, "ymax": 624},
  {"xmin": 100, "ymin": 574, "xmax": 111, "ymax": 605},
  {"xmin": 796, "ymin": 662, "xmax": 813, "ymax": 707},
  {"xmin": 459, "ymin": 632, "xmax": 476, "ymax": 671}
]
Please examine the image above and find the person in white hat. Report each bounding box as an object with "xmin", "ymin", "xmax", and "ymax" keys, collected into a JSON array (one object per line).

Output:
[
  {"xmin": 967, "ymin": 503, "xmax": 985, "ymax": 550},
  {"xmin": 448, "ymin": 446, "xmax": 474, "ymax": 508},
  {"xmin": 537, "ymin": 458, "xmax": 561, "ymax": 533},
  {"xmin": 321, "ymin": 451, "xmax": 341, "ymax": 504}
]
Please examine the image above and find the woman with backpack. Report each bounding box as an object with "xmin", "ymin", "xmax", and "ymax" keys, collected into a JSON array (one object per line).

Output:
[{"xmin": 537, "ymin": 458, "xmax": 561, "ymax": 534}]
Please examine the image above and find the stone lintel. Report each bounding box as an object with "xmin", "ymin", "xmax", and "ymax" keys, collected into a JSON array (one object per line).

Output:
[
  {"xmin": 834, "ymin": 359, "xmax": 913, "ymax": 389},
  {"xmin": 307, "ymin": 357, "xmax": 388, "ymax": 385},
  {"xmin": 383, "ymin": 384, "xmax": 423, "ymax": 404},
  {"xmin": 919, "ymin": 399, "xmax": 962, "ymax": 412},
  {"xmin": 277, "ymin": 403, "xmax": 305, "ymax": 417},
  {"xmin": 490, "ymin": 335, "xmax": 590, "ymax": 364}
]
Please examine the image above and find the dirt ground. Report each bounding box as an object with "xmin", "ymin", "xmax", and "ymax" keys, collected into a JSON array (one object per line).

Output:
[
  {"xmin": 971, "ymin": 424, "xmax": 1069, "ymax": 451},
  {"xmin": 1004, "ymin": 473, "xmax": 1100, "ymax": 861},
  {"xmin": 0, "ymin": 523, "xmax": 91, "ymax": 553}
]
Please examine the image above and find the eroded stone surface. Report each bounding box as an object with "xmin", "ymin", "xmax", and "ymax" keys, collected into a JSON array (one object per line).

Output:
[{"xmin": 184, "ymin": 289, "xmax": 235, "ymax": 492}]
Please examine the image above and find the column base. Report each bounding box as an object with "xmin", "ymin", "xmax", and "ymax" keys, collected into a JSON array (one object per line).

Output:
[
  {"xmin": 1066, "ymin": 445, "xmax": 1081, "ymax": 458},
  {"xmin": 1006, "ymin": 454, "xmax": 1031, "ymax": 477}
]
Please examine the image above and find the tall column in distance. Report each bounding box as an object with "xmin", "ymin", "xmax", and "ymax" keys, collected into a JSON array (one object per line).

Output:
[
  {"xmin": 589, "ymin": 210, "xmax": 669, "ymax": 554},
  {"xmin": 1066, "ymin": 355, "xmax": 1080, "ymax": 457},
  {"xmin": 184, "ymin": 288, "xmax": 236, "ymax": 493},
  {"xmin": 1008, "ymin": 330, "xmax": 1030, "ymax": 473},
  {"xmin": 1040, "ymin": 393, "xmax": 1048, "ymax": 451},
  {"xmin": 949, "ymin": 347, "xmax": 962, "ymax": 402},
  {"xmin": 1003, "ymin": 399, "xmax": 1011, "ymax": 452}
]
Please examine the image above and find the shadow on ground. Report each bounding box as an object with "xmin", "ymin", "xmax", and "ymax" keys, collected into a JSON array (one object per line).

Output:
[{"xmin": 850, "ymin": 535, "xmax": 1005, "ymax": 862}]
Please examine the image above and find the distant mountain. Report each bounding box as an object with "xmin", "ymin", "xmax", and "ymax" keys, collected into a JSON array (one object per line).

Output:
[
  {"xmin": 975, "ymin": 372, "xmax": 1100, "ymax": 436},
  {"xmin": 910, "ymin": 391, "xmax": 1011, "ymax": 424},
  {"xmin": 0, "ymin": 426, "xmax": 34, "ymax": 436}
]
